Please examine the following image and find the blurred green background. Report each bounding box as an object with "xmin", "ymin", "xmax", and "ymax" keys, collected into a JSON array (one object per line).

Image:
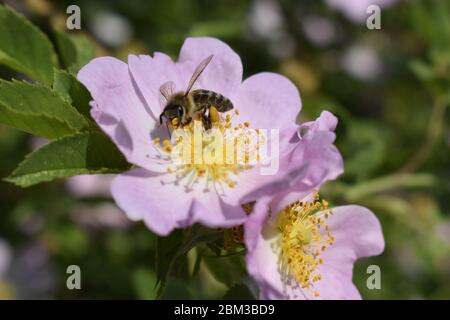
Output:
[{"xmin": 0, "ymin": 0, "xmax": 449, "ymax": 299}]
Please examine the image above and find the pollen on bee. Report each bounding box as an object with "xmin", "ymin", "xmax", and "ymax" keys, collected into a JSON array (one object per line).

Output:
[{"xmin": 209, "ymin": 106, "xmax": 221, "ymax": 123}]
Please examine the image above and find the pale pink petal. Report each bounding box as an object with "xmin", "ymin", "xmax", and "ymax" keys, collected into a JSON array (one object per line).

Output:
[
  {"xmin": 111, "ymin": 168, "xmax": 194, "ymax": 236},
  {"xmin": 177, "ymin": 37, "xmax": 243, "ymax": 99},
  {"xmin": 245, "ymin": 197, "xmax": 285, "ymax": 298},
  {"xmin": 298, "ymin": 111, "xmax": 338, "ymax": 138},
  {"xmin": 77, "ymin": 57, "xmax": 160, "ymax": 170},
  {"xmin": 283, "ymin": 111, "xmax": 343, "ymax": 192},
  {"xmin": 312, "ymin": 205, "xmax": 384, "ymax": 299},
  {"xmin": 128, "ymin": 52, "xmax": 185, "ymax": 118},
  {"xmin": 290, "ymin": 130, "xmax": 343, "ymax": 190},
  {"xmin": 232, "ymin": 155, "xmax": 310, "ymax": 205},
  {"xmin": 326, "ymin": 205, "xmax": 385, "ymax": 258},
  {"xmin": 190, "ymin": 187, "xmax": 247, "ymax": 229},
  {"xmin": 229, "ymin": 114, "xmax": 343, "ymax": 205},
  {"xmin": 111, "ymin": 168, "xmax": 248, "ymax": 236},
  {"xmin": 235, "ymin": 73, "xmax": 301, "ymax": 130}
]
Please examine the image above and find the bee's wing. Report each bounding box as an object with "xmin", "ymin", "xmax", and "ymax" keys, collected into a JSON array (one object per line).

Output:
[
  {"xmin": 160, "ymin": 81, "xmax": 175, "ymax": 101},
  {"xmin": 185, "ymin": 54, "xmax": 213, "ymax": 95}
]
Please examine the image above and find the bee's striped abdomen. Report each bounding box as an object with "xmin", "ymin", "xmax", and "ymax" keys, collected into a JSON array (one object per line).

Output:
[{"xmin": 192, "ymin": 89, "xmax": 233, "ymax": 113}]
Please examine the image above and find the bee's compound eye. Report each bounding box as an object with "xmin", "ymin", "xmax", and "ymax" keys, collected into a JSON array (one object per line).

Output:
[{"xmin": 177, "ymin": 105, "xmax": 183, "ymax": 115}]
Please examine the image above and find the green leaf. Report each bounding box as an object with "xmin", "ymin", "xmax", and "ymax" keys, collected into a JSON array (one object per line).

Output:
[
  {"xmin": 203, "ymin": 248, "xmax": 246, "ymax": 287},
  {"xmin": 192, "ymin": 247, "xmax": 205, "ymax": 277},
  {"xmin": 53, "ymin": 69, "xmax": 92, "ymax": 118},
  {"xmin": 0, "ymin": 80, "xmax": 88, "ymax": 138},
  {"xmin": 223, "ymin": 284, "xmax": 255, "ymax": 300},
  {"xmin": 0, "ymin": 106, "xmax": 77, "ymax": 140},
  {"xmin": 155, "ymin": 226, "xmax": 219, "ymax": 299},
  {"xmin": 132, "ymin": 268, "xmax": 157, "ymax": 299},
  {"xmin": 0, "ymin": 5, "xmax": 57, "ymax": 84},
  {"xmin": 54, "ymin": 30, "xmax": 96, "ymax": 74},
  {"xmin": 155, "ymin": 229, "xmax": 185, "ymax": 299},
  {"xmin": 5, "ymin": 132, "xmax": 131, "ymax": 187}
]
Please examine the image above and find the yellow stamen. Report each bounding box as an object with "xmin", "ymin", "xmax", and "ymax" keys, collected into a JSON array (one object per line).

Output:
[
  {"xmin": 277, "ymin": 190, "xmax": 334, "ymax": 297},
  {"xmin": 153, "ymin": 113, "xmax": 263, "ymax": 190}
]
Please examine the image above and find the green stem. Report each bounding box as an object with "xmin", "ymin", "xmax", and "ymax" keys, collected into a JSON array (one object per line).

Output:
[
  {"xmin": 344, "ymin": 173, "xmax": 437, "ymax": 201},
  {"xmin": 398, "ymin": 97, "xmax": 447, "ymax": 173}
]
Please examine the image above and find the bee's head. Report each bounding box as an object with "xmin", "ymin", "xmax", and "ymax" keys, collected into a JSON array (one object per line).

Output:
[{"xmin": 160, "ymin": 102, "xmax": 184, "ymax": 125}]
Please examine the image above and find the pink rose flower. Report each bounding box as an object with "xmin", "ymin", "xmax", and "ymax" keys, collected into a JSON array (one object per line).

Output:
[
  {"xmin": 245, "ymin": 189, "xmax": 385, "ymax": 299},
  {"xmin": 78, "ymin": 37, "xmax": 316, "ymax": 235}
]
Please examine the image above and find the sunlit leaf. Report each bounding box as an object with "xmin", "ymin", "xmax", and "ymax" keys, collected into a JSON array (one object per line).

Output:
[
  {"xmin": 53, "ymin": 69, "xmax": 92, "ymax": 118},
  {"xmin": 54, "ymin": 30, "xmax": 96, "ymax": 74},
  {"xmin": 0, "ymin": 5, "xmax": 57, "ymax": 84},
  {"xmin": 0, "ymin": 80, "xmax": 88, "ymax": 138},
  {"xmin": 5, "ymin": 132, "xmax": 131, "ymax": 187}
]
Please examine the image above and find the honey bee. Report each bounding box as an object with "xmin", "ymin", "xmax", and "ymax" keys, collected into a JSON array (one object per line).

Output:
[{"xmin": 159, "ymin": 55, "xmax": 233, "ymax": 131}]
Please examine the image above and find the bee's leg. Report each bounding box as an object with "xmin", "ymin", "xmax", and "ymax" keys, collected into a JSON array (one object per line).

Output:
[
  {"xmin": 202, "ymin": 107, "xmax": 218, "ymax": 130},
  {"xmin": 202, "ymin": 114, "xmax": 212, "ymax": 130},
  {"xmin": 165, "ymin": 119, "xmax": 173, "ymax": 139}
]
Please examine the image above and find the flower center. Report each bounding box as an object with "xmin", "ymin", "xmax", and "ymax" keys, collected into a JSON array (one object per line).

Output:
[
  {"xmin": 277, "ymin": 191, "xmax": 334, "ymax": 298},
  {"xmin": 153, "ymin": 110, "xmax": 263, "ymax": 192}
]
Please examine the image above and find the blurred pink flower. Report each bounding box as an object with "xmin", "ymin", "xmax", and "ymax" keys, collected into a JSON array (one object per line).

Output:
[
  {"xmin": 246, "ymin": 0, "xmax": 296, "ymax": 58},
  {"xmin": 326, "ymin": 0, "xmax": 397, "ymax": 23},
  {"xmin": 0, "ymin": 239, "xmax": 12, "ymax": 278},
  {"xmin": 0, "ymin": 240, "xmax": 55, "ymax": 299},
  {"xmin": 341, "ymin": 45, "xmax": 382, "ymax": 81},
  {"xmin": 71, "ymin": 203, "xmax": 132, "ymax": 230},
  {"xmin": 245, "ymin": 191, "xmax": 384, "ymax": 299},
  {"xmin": 66, "ymin": 174, "xmax": 114, "ymax": 198},
  {"xmin": 302, "ymin": 15, "xmax": 339, "ymax": 47},
  {"xmin": 29, "ymin": 137, "xmax": 48, "ymax": 150}
]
